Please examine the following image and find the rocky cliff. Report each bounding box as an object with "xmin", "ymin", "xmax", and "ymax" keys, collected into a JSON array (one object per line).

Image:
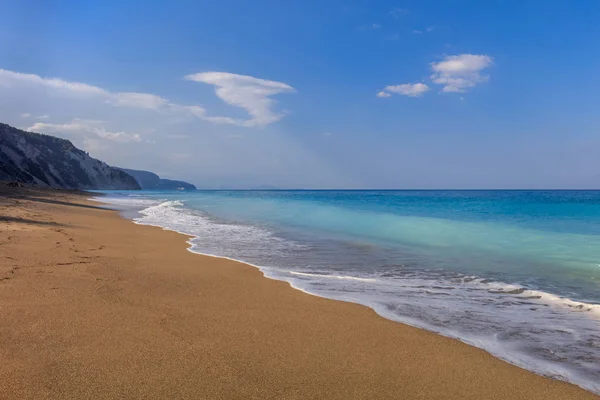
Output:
[{"xmin": 0, "ymin": 123, "xmax": 141, "ymax": 190}]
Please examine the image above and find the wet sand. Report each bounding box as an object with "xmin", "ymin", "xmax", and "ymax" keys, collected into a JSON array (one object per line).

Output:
[{"xmin": 0, "ymin": 185, "xmax": 597, "ymax": 399}]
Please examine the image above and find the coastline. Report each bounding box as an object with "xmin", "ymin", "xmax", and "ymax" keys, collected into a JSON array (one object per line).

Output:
[{"xmin": 1, "ymin": 186, "xmax": 597, "ymax": 399}]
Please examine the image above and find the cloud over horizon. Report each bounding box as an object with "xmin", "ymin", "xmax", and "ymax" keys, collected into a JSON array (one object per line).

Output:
[
  {"xmin": 26, "ymin": 119, "xmax": 142, "ymax": 144},
  {"xmin": 0, "ymin": 68, "xmax": 295, "ymax": 128},
  {"xmin": 0, "ymin": 66, "xmax": 347, "ymax": 189}
]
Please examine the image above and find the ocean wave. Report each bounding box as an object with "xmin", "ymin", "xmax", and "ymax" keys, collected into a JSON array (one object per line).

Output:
[
  {"xmin": 289, "ymin": 271, "xmax": 378, "ymax": 282},
  {"xmin": 95, "ymin": 193, "xmax": 600, "ymax": 395},
  {"xmin": 93, "ymin": 195, "xmax": 163, "ymax": 208},
  {"xmin": 280, "ymin": 269, "xmax": 600, "ymax": 394}
]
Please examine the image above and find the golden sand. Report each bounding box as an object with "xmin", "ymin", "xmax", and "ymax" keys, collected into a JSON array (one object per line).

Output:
[{"xmin": 0, "ymin": 186, "xmax": 596, "ymax": 399}]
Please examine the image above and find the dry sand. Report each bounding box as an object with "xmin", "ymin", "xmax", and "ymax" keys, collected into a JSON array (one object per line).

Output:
[{"xmin": 0, "ymin": 186, "xmax": 597, "ymax": 399}]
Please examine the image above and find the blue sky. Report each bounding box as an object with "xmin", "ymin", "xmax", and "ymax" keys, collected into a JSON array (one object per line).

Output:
[{"xmin": 1, "ymin": 0, "xmax": 600, "ymax": 188}]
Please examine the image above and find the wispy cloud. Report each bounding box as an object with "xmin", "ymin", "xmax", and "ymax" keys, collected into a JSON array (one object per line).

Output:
[
  {"xmin": 372, "ymin": 23, "xmax": 381, "ymax": 29},
  {"xmin": 111, "ymin": 92, "xmax": 169, "ymax": 110},
  {"xmin": 27, "ymin": 119, "xmax": 142, "ymax": 143},
  {"xmin": 430, "ymin": 54, "xmax": 493, "ymax": 93},
  {"xmin": 412, "ymin": 26, "xmax": 434, "ymax": 35},
  {"xmin": 184, "ymin": 72, "xmax": 296, "ymax": 127},
  {"xmin": 20, "ymin": 113, "xmax": 31, "ymax": 118},
  {"xmin": 0, "ymin": 68, "xmax": 294, "ymax": 128},
  {"xmin": 0, "ymin": 69, "xmax": 106, "ymax": 97},
  {"xmin": 377, "ymin": 83, "xmax": 430, "ymax": 98},
  {"xmin": 0, "ymin": 68, "xmax": 189, "ymax": 115}
]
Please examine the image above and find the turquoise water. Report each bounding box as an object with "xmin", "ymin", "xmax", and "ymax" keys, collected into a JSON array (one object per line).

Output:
[{"xmin": 97, "ymin": 190, "xmax": 600, "ymax": 394}]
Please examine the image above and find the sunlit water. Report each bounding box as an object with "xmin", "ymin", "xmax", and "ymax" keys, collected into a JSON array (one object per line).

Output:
[{"xmin": 96, "ymin": 190, "xmax": 600, "ymax": 394}]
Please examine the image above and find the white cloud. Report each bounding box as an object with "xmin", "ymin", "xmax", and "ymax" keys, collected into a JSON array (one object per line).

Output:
[
  {"xmin": 1, "ymin": 68, "xmax": 294, "ymax": 128},
  {"xmin": 185, "ymin": 72, "xmax": 295, "ymax": 127},
  {"xmin": 27, "ymin": 119, "xmax": 142, "ymax": 143},
  {"xmin": 110, "ymin": 92, "xmax": 168, "ymax": 109},
  {"xmin": 412, "ymin": 30, "xmax": 423, "ymax": 34},
  {"xmin": 0, "ymin": 69, "xmax": 107, "ymax": 97},
  {"xmin": 377, "ymin": 83, "xmax": 430, "ymax": 98},
  {"xmin": 430, "ymin": 54, "xmax": 493, "ymax": 93},
  {"xmin": 36, "ymin": 114, "xmax": 49, "ymax": 119},
  {"xmin": 0, "ymin": 68, "xmax": 173, "ymax": 112},
  {"xmin": 372, "ymin": 23, "xmax": 381, "ymax": 29},
  {"xmin": 168, "ymin": 104, "xmax": 207, "ymax": 118},
  {"xmin": 20, "ymin": 113, "xmax": 31, "ymax": 118}
]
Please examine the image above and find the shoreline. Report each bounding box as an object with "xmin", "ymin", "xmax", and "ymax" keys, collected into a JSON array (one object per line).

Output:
[
  {"xmin": 97, "ymin": 193, "xmax": 600, "ymax": 394},
  {"xmin": 1, "ymin": 186, "xmax": 597, "ymax": 399}
]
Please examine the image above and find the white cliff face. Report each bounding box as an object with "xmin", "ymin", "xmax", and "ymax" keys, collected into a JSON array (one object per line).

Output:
[{"xmin": 0, "ymin": 123, "xmax": 140, "ymax": 190}]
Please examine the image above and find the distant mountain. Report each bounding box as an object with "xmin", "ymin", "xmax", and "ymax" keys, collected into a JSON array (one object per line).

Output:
[
  {"xmin": 115, "ymin": 168, "xmax": 196, "ymax": 190},
  {"xmin": 0, "ymin": 123, "xmax": 140, "ymax": 190},
  {"xmin": 157, "ymin": 178, "xmax": 196, "ymax": 191},
  {"xmin": 115, "ymin": 168, "xmax": 161, "ymax": 189}
]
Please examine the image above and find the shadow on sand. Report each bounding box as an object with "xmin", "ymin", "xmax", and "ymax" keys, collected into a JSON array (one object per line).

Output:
[
  {"xmin": 0, "ymin": 215, "xmax": 66, "ymax": 227},
  {"xmin": 17, "ymin": 196, "xmax": 109, "ymax": 211}
]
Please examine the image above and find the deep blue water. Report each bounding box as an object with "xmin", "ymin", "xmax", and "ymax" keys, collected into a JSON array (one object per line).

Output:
[{"xmin": 97, "ymin": 190, "xmax": 600, "ymax": 394}]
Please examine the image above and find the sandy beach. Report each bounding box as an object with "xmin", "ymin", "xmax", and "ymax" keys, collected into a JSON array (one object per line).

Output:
[{"xmin": 0, "ymin": 186, "xmax": 597, "ymax": 400}]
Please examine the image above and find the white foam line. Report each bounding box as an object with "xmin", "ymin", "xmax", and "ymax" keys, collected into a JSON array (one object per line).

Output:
[
  {"xmin": 90, "ymin": 195, "xmax": 600, "ymax": 396},
  {"xmin": 289, "ymin": 271, "xmax": 377, "ymax": 282}
]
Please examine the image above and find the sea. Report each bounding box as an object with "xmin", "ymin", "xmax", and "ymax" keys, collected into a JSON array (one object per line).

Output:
[{"xmin": 95, "ymin": 190, "xmax": 600, "ymax": 394}]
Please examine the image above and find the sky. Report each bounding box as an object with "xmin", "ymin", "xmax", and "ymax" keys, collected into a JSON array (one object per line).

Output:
[{"xmin": 1, "ymin": 0, "xmax": 600, "ymax": 189}]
